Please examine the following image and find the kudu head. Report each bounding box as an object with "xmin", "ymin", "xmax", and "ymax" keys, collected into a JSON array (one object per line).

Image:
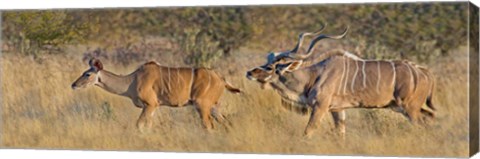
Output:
[
  {"xmin": 71, "ymin": 58, "xmax": 104, "ymax": 90},
  {"xmin": 246, "ymin": 24, "xmax": 327, "ymax": 86},
  {"xmin": 246, "ymin": 25, "xmax": 349, "ymax": 88}
]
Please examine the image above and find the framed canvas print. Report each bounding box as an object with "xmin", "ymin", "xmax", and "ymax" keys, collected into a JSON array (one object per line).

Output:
[{"xmin": 1, "ymin": 1, "xmax": 479, "ymax": 158}]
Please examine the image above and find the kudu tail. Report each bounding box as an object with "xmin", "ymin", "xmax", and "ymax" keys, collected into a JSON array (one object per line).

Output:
[
  {"xmin": 416, "ymin": 65, "xmax": 436, "ymax": 112},
  {"xmin": 421, "ymin": 83, "xmax": 436, "ymax": 119},
  {"xmin": 425, "ymin": 71, "xmax": 436, "ymax": 111},
  {"xmin": 426, "ymin": 86, "xmax": 436, "ymax": 111},
  {"xmin": 222, "ymin": 78, "xmax": 241, "ymax": 94}
]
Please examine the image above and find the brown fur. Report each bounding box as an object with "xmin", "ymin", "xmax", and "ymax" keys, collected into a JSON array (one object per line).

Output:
[
  {"xmin": 393, "ymin": 61, "xmax": 436, "ymax": 120},
  {"xmin": 246, "ymin": 27, "xmax": 436, "ymax": 137},
  {"xmin": 247, "ymin": 49, "xmax": 436, "ymax": 137},
  {"xmin": 72, "ymin": 59, "xmax": 241, "ymax": 132}
]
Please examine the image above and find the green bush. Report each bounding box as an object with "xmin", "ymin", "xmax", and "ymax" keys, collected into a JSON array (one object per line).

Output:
[
  {"xmin": 152, "ymin": 7, "xmax": 253, "ymax": 67},
  {"xmin": 177, "ymin": 27, "xmax": 222, "ymax": 67},
  {"xmin": 247, "ymin": 3, "xmax": 467, "ymax": 63},
  {"xmin": 2, "ymin": 11, "xmax": 95, "ymax": 57},
  {"xmin": 1, "ymin": 3, "xmax": 469, "ymax": 64},
  {"xmin": 345, "ymin": 3, "xmax": 467, "ymax": 62}
]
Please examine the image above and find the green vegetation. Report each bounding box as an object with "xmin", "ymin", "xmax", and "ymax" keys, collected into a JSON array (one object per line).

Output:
[
  {"xmin": 155, "ymin": 7, "xmax": 253, "ymax": 67},
  {"xmin": 2, "ymin": 3, "xmax": 468, "ymax": 64},
  {"xmin": 2, "ymin": 11, "xmax": 95, "ymax": 57}
]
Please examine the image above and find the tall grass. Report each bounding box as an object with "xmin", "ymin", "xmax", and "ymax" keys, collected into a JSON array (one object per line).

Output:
[{"xmin": 1, "ymin": 46, "xmax": 470, "ymax": 157}]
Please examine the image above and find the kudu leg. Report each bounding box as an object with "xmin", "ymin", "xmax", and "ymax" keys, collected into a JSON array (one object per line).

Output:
[
  {"xmin": 195, "ymin": 101, "xmax": 214, "ymax": 132},
  {"xmin": 211, "ymin": 106, "xmax": 233, "ymax": 133},
  {"xmin": 331, "ymin": 110, "xmax": 346, "ymax": 138},
  {"xmin": 420, "ymin": 108, "xmax": 435, "ymax": 119},
  {"xmin": 136, "ymin": 88, "xmax": 159, "ymax": 133},
  {"xmin": 211, "ymin": 106, "xmax": 231, "ymax": 126},
  {"xmin": 304, "ymin": 101, "xmax": 330, "ymax": 138},
  {"xmin": 136, "ymin": 105, "xmax": 157, "ymax": 133},
  {"xmin": 405, "ymin": 104, "xmax": 422, "ymax": 124}
]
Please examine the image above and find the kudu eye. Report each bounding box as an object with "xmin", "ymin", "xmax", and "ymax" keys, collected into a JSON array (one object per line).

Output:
[{"xmin": 85, "ymin": 73, "xmax": 91, "ymax": 77}]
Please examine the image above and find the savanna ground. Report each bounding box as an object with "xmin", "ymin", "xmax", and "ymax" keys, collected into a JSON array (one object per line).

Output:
[
  {"xmin": 0, "ymin": 3, "xmax": 475, "ymax": 158},
  {"xmin": 1, "ymin": 45, "xmax": 470, "ymax": 157}
]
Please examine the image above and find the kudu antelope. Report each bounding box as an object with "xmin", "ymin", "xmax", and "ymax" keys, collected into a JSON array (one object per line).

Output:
[
  {"xmin": 72, "ymin": 59, "xmax": 241, "ymax": 132},
  {"xmin": 246, "ymin": 27, "xmax": 436, "ymax": 137}
]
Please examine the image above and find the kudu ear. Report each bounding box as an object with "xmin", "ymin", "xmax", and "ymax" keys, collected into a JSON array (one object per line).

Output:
[
  {"xmin": 276, "ymin": 61, "xmax": 303, "ymax": 75},
  {"xmin": 89, "ymin": 58, "xmax": 103, "ymax": 71},
  {"xmin": 267, "ymin": 52, "xmax": 281, "ymax": 64}
]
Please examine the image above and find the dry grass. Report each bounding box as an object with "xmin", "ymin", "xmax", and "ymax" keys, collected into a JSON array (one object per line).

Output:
[{"xmin": 1, "ymin": 46, "xmax": 470, "ymax": 157}]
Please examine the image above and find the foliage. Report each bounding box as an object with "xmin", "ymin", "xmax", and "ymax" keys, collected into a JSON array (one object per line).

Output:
[
  {"xmin": 152, "ymin": 7, "xmax": 253, "ymax": 67},
  {"xmin": 343, "ymin": 3, "xmax": 467, "ymax": 62},
  {"xmin": 175, "ymin": 27, "xmax": 222, "ymax": 67},
  {"xmin": 1, "ymin": 3, "xmax": 469, "ymax": 63},
  {"xmin": 246, "ymin": 3, "xmax": 468, "ymax": 63},
  {"xmin": 2, "ymin": 11, "xmax": 95, "ymax": 57}
]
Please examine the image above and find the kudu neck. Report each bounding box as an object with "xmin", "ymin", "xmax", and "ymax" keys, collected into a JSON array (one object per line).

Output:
[
  {"xmin": 271, "ymin": 68, "xmax": 311, "ymax": 93},
  {"xmin": 300, "ymin": 49, "xmax": 357, "ymax": 68},
  {"xmin": 267, "ymin": 71, "xmax": 310, "ymax": 104},
  {"xmin": 95, "ymin": 70, "xmax": 134, "ymax": 97}
]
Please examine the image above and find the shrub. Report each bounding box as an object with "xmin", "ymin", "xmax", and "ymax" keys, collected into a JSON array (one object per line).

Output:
[
  {"xmin": 153, "ymin": 7, "xmax": 253, "ymax": 67},
  {"xmin": 1, "ymin": 3, "xmax": 468, "ymax": 64},
  {"xmin": 2, "ymin": 11, "xmax": 95, "ymax": 57}
]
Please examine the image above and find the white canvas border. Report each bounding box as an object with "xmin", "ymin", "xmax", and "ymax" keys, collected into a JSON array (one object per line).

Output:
[{"xmin": 0, "ymin": 0, "xmax": 478, "ymax": 159}]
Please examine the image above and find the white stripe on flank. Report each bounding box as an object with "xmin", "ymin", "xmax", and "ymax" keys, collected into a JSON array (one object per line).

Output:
[
  {"xmin": 177, "ymin": 68, "xmax": 183, "ymax": 84},
  {"xmin": 344, "ymin": 51, "xmax": 363, "ymax": 60},
  {"xmin": 351, "ymin": 60, "xmax": 359, "ymax": 92},
  {"xmin": 167, "ymin": 67, "xmax": 172, "ymax": 91},
  {"xmin": 204, "ymin": 70, "xmax": 211, "ymax": 94},
  {"xmin": 410, "ymin": 64, "xmax": 420, "ymax": 83},
  {"xmin": 376, "ymin": 61, "xmax": 381, "ymax": 93},
  {"xmin": 406, "ymin": 63, "xmax": 420, "ymax": 92},
  {"xmin": 404, "ymin": 62, "xmax": 415, "ymax": 88},
  {"xmin": 337, "ymin": 56, "xmax": 347, "ymax": 95},
  {"xmin": 390, "ymin": 61, "xmax": 396, "ymax": 87},
  {"xmin": 362, "ymin": 60, "xmax": 367, "ymax": 89},
  {"xmin": 190, "ymin": 68, "xmax": 195, "ymax": 93},
  {"xmin": 159, "ymin": 68, "xmax": 165, "ymax": 94},
  {"xmin": 414, "ymin": 65, "xmax": 426, "ymax": 89},
  {"xmin": 343, "ymin": 58, "xmax": 350, "ymax": 94},
  {"xmin": 415, "ymin": 65, "xmax": 425, "ymax": 78}
]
